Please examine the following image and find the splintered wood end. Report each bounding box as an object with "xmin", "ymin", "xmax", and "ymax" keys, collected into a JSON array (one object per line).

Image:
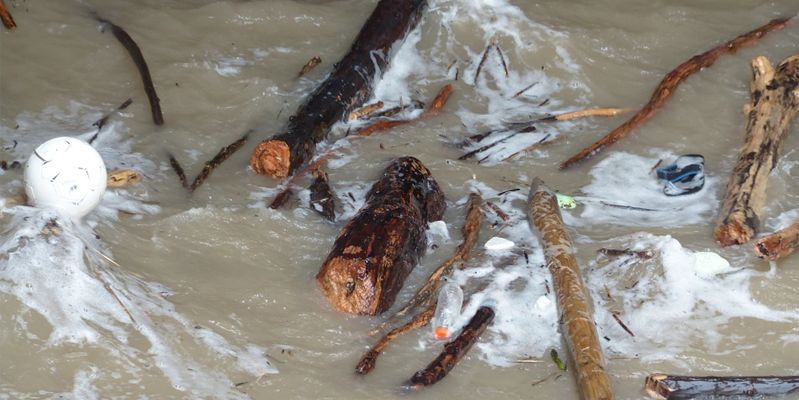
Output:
[{"xmin": 250, "ymin": 139, "xmax": 290, "ymax": 178}]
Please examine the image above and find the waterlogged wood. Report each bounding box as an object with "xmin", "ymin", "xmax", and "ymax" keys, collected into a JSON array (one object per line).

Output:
[
  {"xmin": 645, "ymin": 373, "xmax": 799, "ymax": 399},
  {"xmin": 189, "ymin": 132, "xmax": 250, "ymax": 192},
  {"xmin": 309, "ymin": 167, "xmax": 335, "ymax": 221},
  {"xmin": 715, "ymin": 55, "xmax": 799, "ymax": 246},
  {"xmin": 96, "ymin": 16, "xmax": 164, "ymax": 126},
  {"xmin": 755, "ymin": 218, "xmax": 799, "ymax": 261},
  {"xmin": 355, "ymin": 306, "xmax": 434, "ymax": 375},
  {"xmin": 168, "ymin": 153, "xmax": 188, "ymax": 188},
  {"xmin": 355, "ymin": 84, "xmax": 453, "ymax": 137},
  {"xmin": 249, "ymin": 0, "xmax": 427, "ymax": 178},
  {"xmin": 107, "ymin": 169, "xmax": 142, "ymax": 188},
  {"xmin": 405, "ymin": 306, "xmax": 494, "ymax": 390},
  {"xmin": 560, "ymin": 17, "xmax": 793, "ymax": 170},
  {"xmin": 527, "ymin": 178, "xmax": 613, "ymax": 400},
  {"xmin": 316, "ymin": 157, "xmax": 445, "ymax": 315},
  {"xmin": 296, "ymin": 56, "xmax": 321, "ymax": 78},
  {"xmin": 0, "ymin": 0, "xmax": 16, "ymax": 30}
]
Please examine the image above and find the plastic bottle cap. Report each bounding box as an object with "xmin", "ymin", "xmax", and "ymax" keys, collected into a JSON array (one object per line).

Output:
[
  {"xmin": 24, "ymin": 137, "xmax": 107, "ymax": 220},
  {"xmin": 434, "ymin": 326, "xmax": 451, "ymax": 340}
]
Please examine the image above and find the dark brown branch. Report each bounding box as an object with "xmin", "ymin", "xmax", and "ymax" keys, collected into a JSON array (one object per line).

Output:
[
  {"xmin": 96, "ymin": 15, "xmax": 164, "ymax": 125},
  {"xmin": 611, "ymin": 313, "xmax": 635, "ymax": 337},
  {"xmin": 473, "ymin": 43, "xmax": 492, "ymax": 83},
  {"xmin": 189, "ymin": 132, "xmax": 250, "ymax": 192},
  {"xmin": 0, "ymin": 0, "xmax": 16, "ymax": 30},
  {"xmin": 168, "ymin": 153, "xmax": 188, "ymax": 188},
  {"xmin": 560, "ymin": 17, "xmax": 793, "ymax": 170},
  {"xmin": 645, "ymin": 374, "xmax": 799, "ymax": 400},
  {"xmin": 89, "ymin": 98, "xmax": 133, "ymax": 144},
  {"xmin": 356, "ymin": 84, "xmax": 453, "ymax": 137},
  {"xmin": 309, "ymin": 166, "xmax": 335, "ymax": 221},
  {"xmin": 495, "ymin": 45, "xmax": 509, "ymax": 77},
  {"xmin": 405, "ymin": 306, "xmax": 494, "ymax": 390}
]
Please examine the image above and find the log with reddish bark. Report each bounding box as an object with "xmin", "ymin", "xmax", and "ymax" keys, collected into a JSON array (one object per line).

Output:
[
  {"xmin": 645, "ymin": 373, "xmax": 799, "ymax": 399},
  {"xmin": 559, "ymin": 17, "xmax": 793, "ymax": 170},
  {"xmin": 527, "ymin": 178, "xmax": 613, "ymax": 400},
  {"xmin": 714, "ymin": 55, "xmax": 799, "ymax": 246},
  {"xmin": 405, "ymin": 306, "xmax": 494, "ymax": 390},
  {"xmin": 0, "ymin": 0, "xmax": 16, "ymax": 30},
  {"xmin": 316, "ymin": 157, "xmax": 445, "ymax": 315},
  {"xmin": 755, "ymin": 218, "xmax": 799, "ymax": 261},
  {"xmin": 250, "ymin": 0, "xmax": 427, "ymax": 178}
]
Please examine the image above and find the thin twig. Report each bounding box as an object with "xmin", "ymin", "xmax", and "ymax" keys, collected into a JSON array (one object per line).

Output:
[
  {"xmin": 189, "ymin": 132, "xmax": 250, "ymax": 192},
  {"xmin": 611, "ymin": 313, "xmax": 635, "ymax": 337},
  {"xmin": 473, "ymin": 43, "xmax": 493, "ymax": 83},
  {"xmin": 168, "ymin": 152, "xmax": 188, "ymax": 188},
  {"xmin": 511, "ymin": 82, "xmax": 538, "ymax": 99},
  {"xmin": 495, "ymin": 44, "xmax": 509, "ymax": 77},
  {"xmin": 297, "ymin": 56, "xmax": 322, "ymax": 78}
]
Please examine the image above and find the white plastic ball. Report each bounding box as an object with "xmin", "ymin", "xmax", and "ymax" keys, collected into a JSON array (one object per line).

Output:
[{"xmin": 24, "ymin": 137, "xmax": 107, "ymax": 220}]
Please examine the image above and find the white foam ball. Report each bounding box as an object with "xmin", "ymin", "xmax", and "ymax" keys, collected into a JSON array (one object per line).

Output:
[{"xmin": 24, "ymin": 137, "xmax": 107, "ymax": 220}]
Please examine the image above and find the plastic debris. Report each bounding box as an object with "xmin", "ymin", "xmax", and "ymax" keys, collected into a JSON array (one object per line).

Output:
[{"xmin": 431, "ymin": 279, "xmax": 464, "ymax": 340}]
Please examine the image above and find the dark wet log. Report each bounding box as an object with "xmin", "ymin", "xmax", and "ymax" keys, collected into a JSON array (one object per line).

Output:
[
  {"xmin": 560, "ymin": 17, "xmax": 793, "ymax": 170},
  {"xmin": 0, "ymin": 0, "xmax": 16, "ymax": 30},
  {"xmin": 645, "ymin": 373, "xmax": 799, "ymax": 399},
  {"xmin": 527, "ymin": 178, "xmax": 613, "ymax": 400},
  {"xmin": 250, "ymin": 0, "xmax": 427, "ymax": 178},
  {"xmin": 189, "ymin": 132, "xmax": 250, "ymax": 192},
  {"xmin": 715, "ymin": 55, "xmax": 799, "ymax": 246},
  {"xmin": 355, "ymin": 306, "xmax": 434, "ymax": 375},
  {"xmin": 316, "ymin": 157, "xmax": 445, "ymax": 315},
  {"xmin": 405, "ymin": 306, "xmax": 494, "ymax": 390},
  {"xmin": 96, "ymin": 16, "xmax": 164, "ymax": 126},
  {"xmin": 309, "ymin": 166, "xmax": 335, "ymax": 221},
  {"xmin": 755, "ymin": 218, "xmax": 799, "ymax": 261}
]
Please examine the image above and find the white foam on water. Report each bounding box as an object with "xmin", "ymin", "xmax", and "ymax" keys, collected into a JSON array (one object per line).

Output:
[
  {"xmin": 764, "ymin": 208, "xmax": 799, "ymax": 232},
  {"xmin": 586, "ymin": 233, "xmax": 799, "ymax": 365},
  {"xmin": 576, "ymin": 151, "xmax": 718, "ymax": 227}
]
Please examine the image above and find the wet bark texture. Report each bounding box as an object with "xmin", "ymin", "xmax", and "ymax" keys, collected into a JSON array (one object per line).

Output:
[
  {"xmin": 559, "ymin": 17, "xmax": 792, "ymax": 170},
  {"xmin": 527, "ymin": 178, "xmax": 613, "ymax": 400},
  {"xmin": 406, "ymin": 306, "xmax": 494, "ymax": 389},
  {"xmin": 715, "ymin": 55, "xmax": 799, "ymax": 246},
  {"xmin": 249, "ymin": 0, "xmax": 427, "ymax": 178},
  {"xmin": 316, "ymin": 157, "xmax": 445, "ymax": 315},
  {"xmin": 755, "ymin": 218, "xmax": 799, "ymax": 261},
  {"xmin": 645, "ymin": 373, "xmax": 799, "ymax": 400}
]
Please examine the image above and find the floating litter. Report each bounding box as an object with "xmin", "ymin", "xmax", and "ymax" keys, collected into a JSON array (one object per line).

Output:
[
  {"xmin": 556, "ymin": 193, "xmax": 577, "ymax": 209},
  {"xmin": 693, "ymin": 251, "xmax": 733, "ymax": 278},
  {"xmin": 431, "ymin": 280, "xmax": 464, "ymax": 341},
  {"xmin": 484, "ymin": 236, "xmax": 515, "ymax": 251},
  {"xmin": 24, "ymin": 136, "xmax": 107, "ymax": 220}
]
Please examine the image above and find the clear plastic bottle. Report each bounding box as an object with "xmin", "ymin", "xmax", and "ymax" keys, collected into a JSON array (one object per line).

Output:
[{"xmin": 431, "ymin": 279, "xmax": 464, "ymax": 340}]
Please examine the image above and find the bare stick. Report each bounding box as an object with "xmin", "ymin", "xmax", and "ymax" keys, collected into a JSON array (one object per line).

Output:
[
  {"xmin": 96, "ymin": 16, "xmax": 164, "ymax": 125},
  {"xmin": 189, "ymin": 132, "xmax": 250, "ymax": 192},
  {"xmin": 495, "ymin": 45, "xmax": 509, "ymax": 77},
  {"xmin": 560, "ymin": 17, "xmax": 793, "ymax": 170},
  {"xmin": 755, "ymin": 218, "xmax": 799, "ymax": 261},
  {"xmin": 715, "ymin": 55, "xmax": 799, "ymax": 246},
  {"xmin": 356, "ymin": 84, "xmax": 453, "ymax": 137},
  {"xmin": 511, "ymin": 82, "xmax": 538, "ymax": 99},
  {"xmin": 405, "ymin": 306, "xmax": 494, "ymax": 390},
  {"xmin": 348, "ymin": 101, "xmax": 384, "ymax": 121},
  {"xmin": 0, "ymin": 0, "xmax": 16, "ymax": 30},
  {"xmin": 297, "ymin": 56, "xmax": 322, "ymax": 78},
  {"xmin": 528, "ymin": 178, "xmax": 614, "ymax": 400},
  {"xmin": 355, "ymin": 306, "xmax": 434, "ymax": 375},
  {"xmin": 645, "ymin": 374, "xmax": 799, "ymax": 400},
  {"xmin": 168, "ymin": 153, "xmax": 188, "ymax": 188},
  {"xmin": 473, "ymin": 43, "xmax": 493, "ymax": 83}
]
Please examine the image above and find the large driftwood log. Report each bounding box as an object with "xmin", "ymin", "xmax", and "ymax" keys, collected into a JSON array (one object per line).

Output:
[
  {"xmin": 316, "ymin": 157, "xmax": 445, "ymax": 315},
  {"xmin": 559, "ymin": 17, "xmax": 792, "ymax": 170},
  {"xmin": 714, "ymin": 55, "xmax": 799, "ymax": 246},
  {"xmin": 527, "ymin": 178, "xmax": 613, "ymax": 400},
  {"xmin": 645, "ymin": 373, "xmax": 799, "ymax": 399},
  {"xmin": 250, "ymin": 0, "xmax": 427, "ymax": 178},
  {"xmin": 755, "ymin": 218, "xmax": 799, "ymax": 261},
  {"xmin": 405, "ymin": 306, "xmax": 494, "ymax": 390}
]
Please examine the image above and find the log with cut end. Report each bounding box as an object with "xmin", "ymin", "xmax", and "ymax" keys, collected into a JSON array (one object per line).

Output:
[
  {"xmin": 645, "ymin": 373, "xmax": 799, "ymax": 399},
  {"xmin": 527, "ymin": 178, "xmax": 613, "ymax": 400},
  {"xmin": 715, "ymin": 55, "xmax": 799, "ymax": 246},
  {"xmin": 405, "ymin": 306, "xmax": 494, "ymax": 390},
  {"xmin": 755, "ymin": 218, "xmax": 799, "ymax": 261},
  {"xmin": 316, "ymin": 157, "xmax": 445, "ymax": 315},
  {"xmin": 250, "ymin": 0, "xmax": 427, "ymax": 178}
]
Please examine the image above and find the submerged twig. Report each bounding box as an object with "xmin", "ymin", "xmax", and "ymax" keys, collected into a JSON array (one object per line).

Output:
[
  {"xmin": 560, "ymin": 17, "xmax": 794, "ymax": 169},
  {"xmin": 597, "ymin": 248, "xmax": 654, "ymax": 259},
  {"xmin": 297, "ymin": 56, "xmax": 322, "ymax": 78},
  {"xmin": 89, "ymin": 98, "xmax": 133, "ymax": 144},
  {"xmin": 0, "ymin": 0, "xmax": 17, "ymax": 30},
  {"xmin": 168, "ymin": 153, "xmax": 188, "ymax": 188},
  {"xmin": 611, "ymin": 313, "xmax": 635, "ymax": 337},
  {"xmin": 189, "ymin": 132, "xmax": 250, "ymax": 192},
  {"xmin": 495, "ymin": 44, "xmax": 509, "ymax": 77},
  {"xmin": 96, "ymin": 15, "xmax": 164, "ymax": 125}
]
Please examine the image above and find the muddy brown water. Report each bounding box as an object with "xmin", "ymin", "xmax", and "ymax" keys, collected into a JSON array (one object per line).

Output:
[{"xmin": 1, "ymin": 0, "xmax": 799, "ymax": 399}]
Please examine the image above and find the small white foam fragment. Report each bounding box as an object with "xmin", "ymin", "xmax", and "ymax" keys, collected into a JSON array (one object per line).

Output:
[
  {"xmin": 484, "ymin": 236, "xmax": 515, "ymax": 251},
  {"xmin": 534, "ymin": 295, "xmax": 552, "ymax": 312},
  {"xmin": 693, "ymin": 251, "xmax": 733, "ymax": 278},
  {"xmin": 427, "ymin": 220, "xmax": 450, "ymax": 241}
]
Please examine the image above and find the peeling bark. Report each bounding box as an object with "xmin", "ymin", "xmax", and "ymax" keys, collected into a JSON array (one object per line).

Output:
[
  {"xmin": 316, "ymin": 157, "xmax": 445, "ymax": 315},
  {"xmin": 715, "ymin": 55, "xmax": 799, "ymax": 246}
]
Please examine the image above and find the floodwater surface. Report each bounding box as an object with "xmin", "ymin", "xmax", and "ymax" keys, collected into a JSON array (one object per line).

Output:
[{"xmin": 1, "ymin": 0, "xmax": 799, "ymax": 399}]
